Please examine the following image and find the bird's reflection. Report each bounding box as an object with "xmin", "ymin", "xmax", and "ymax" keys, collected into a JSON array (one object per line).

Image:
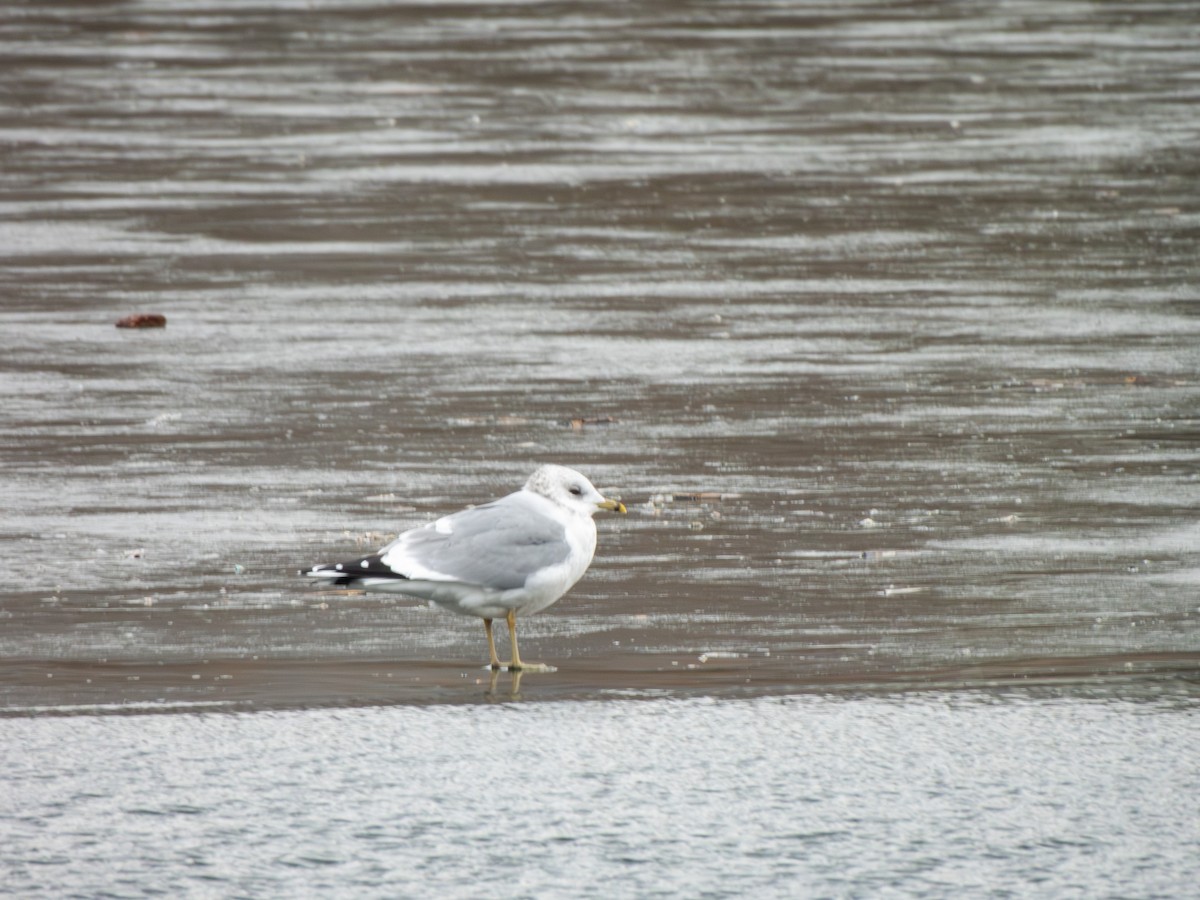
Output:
[{"xmin": 484, "ymin": 667, "xmax": 524, "ymax": 699}]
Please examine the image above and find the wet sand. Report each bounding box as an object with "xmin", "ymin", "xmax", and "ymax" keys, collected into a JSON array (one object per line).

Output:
[
  {"xmin": 4, "ymin": 651, "xmax": 1199, "ymax": 716},
  {"xmin": 2, "ymin": 0, "xmax": 1199, "ymax": 714}
]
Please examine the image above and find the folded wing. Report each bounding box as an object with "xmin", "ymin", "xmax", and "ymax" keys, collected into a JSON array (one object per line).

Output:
[{"xmin": 306, "ymin": 492, "xmax": 571, "ymax": 592}]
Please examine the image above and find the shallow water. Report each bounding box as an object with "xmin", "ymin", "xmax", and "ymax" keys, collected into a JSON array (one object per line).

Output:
[
  {"xmin": 3, "ymin": 1, "xmax": 1200, "ymax": 895},
  {"xmin": 4, "ymin": 689, "xmax": 1199, "ymax": 898},
  {"xmin": 2, "ymin": 0, "xmax": 1198, "ymax": 710}
]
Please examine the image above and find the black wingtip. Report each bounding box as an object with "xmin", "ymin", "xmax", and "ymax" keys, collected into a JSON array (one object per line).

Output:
[{"xmin": 306, "ymin": 555, "xmax": 410, "ymax": 585}]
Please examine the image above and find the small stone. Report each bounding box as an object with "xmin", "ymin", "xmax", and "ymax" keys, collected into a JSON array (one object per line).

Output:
[
  {"xmin": 116, "ymin": 313, "xmax": 167, "ymax": 328},
  {"xmin": 568, "ymin": 415, "xmax": 618, "ymax": 430}
]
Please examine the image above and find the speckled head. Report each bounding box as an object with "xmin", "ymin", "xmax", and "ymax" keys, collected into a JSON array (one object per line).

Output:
[{"xmin": 525, "ymin": 465, "xmax": 626, "ymax": 516}]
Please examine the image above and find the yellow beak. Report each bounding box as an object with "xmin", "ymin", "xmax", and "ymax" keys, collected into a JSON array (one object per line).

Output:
[{"xmin": 597, "ymin": 498, "xmax": 627, "ymax": 514}]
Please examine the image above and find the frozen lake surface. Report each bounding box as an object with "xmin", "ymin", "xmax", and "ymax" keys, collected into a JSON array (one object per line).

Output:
[{"xmin": 4, "ymin": 688, "xmax": 1199, "ymax": 898}]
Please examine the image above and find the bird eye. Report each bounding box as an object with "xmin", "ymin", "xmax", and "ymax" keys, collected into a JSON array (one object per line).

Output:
[{"xmin": 568, "ymin": 485, "xmax": 583, "ymax": 496}]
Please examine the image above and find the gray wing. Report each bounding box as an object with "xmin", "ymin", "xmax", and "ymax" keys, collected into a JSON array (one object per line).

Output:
[{"xmin": 380, "ymin": 491, "xmax": 570, "ymax": 591}]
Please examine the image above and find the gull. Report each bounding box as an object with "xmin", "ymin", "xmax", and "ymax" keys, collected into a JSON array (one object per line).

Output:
[{"xmin": 305, "ymin": 464, "xmax": 626, "ymax": 671}]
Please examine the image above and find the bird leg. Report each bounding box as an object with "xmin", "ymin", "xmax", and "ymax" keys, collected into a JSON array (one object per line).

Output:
[
  {"xmin": 504, "ymin": 609, "xmax": 555, "ymax": 672},
  {"xmin": 483, "ymin": 618, "xmax": 502, "ymax": 670},
  {"xmin": 483, "ymin": 612, "xmax": 554, "ymax": 672},
  {"xmin": 506, "ymin": 609, "xmax": 524, "ymax": 670}
]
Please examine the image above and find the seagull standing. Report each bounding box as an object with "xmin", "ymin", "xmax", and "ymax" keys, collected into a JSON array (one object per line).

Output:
[{"xmin": 305, "ymin": 464, "xmax": 626, "ymax": 671}]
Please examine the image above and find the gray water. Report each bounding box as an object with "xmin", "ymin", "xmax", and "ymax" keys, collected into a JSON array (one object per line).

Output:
[
  {"xmin": 4, "ymin": 690, "xmax": 1199, "ymax": 899},
  {"xmin": 2, "ymin": 0, "xmax": 1198, "ymax": 707},
  {"xmin": 2, "ymin": 0, "xmax": 1200, "ymax": 895}
]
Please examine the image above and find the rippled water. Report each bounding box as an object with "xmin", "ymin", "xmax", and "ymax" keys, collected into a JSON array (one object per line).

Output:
[
  {"xmin": 4, "ymin": 689, "xmax": 1199, "ymax": 898},
  {"xmin": 1, "ymin": 1, "xmax": 1199, "ymax": 892},
  {"xmin": 2, "ymin": 0, "xmax": 1198, "ymax": 708}
]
